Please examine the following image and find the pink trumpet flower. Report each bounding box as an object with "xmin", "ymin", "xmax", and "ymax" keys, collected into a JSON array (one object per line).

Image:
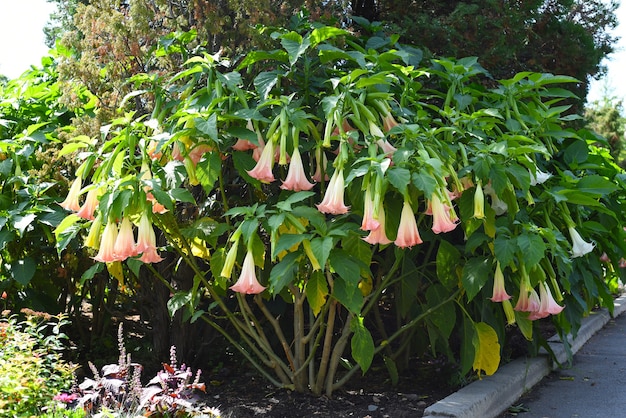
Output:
[
  {"xmin": 93, "ymin": 220, "xmax": 119, "ymax": 263},
  {"xmin": 281, "ymin": 147, "xmax": 315, "ymax": 191},
  {"xmin": 363, "ymin": 200, "xmax": 392, "ymax": 245},
  {"xmin": 360, "ymin": 186, "xmax": 380, "ymax": 231},
  {"xmin": 247, "ymin": 139, "xmax": 275, "ymax": 183},
  {"xmin": 76, "ymin": 188, "xmax": 100, "ymax": 220},
  {"xmin": 317, "ymin": 168, "xmax": 349, "ymax": 215},
  {"xmin": 312, "ymin": 148, "xmax": 329, "ymax": 183},
  {"xmin": 382, "ymin": 113, "xmax": 399, "ymax": 132},
  {"xmin": 528, "ymin": 282, "xmax": 564, "ymax": 320},
  {"xmin": 394, "ymin": 200, "xmax": 423, "ymax": 248},
  {"xmin": 113, "ymin": 217, "xmax": 138, "ymax": 261},
  {"xmin": 230, "ymin": 250, "xmax": 266, "ymax": 294},
  {"xmin": 136, "ymin": 211, "xmax": 163, "ymax": 263},
  {"xmin": 430, "ymin": 193, "xmax": 459, "ymax": 234},
  {"xmin": 59, "ymin": 176, "xmax": 83, "ymax": 212},
  {"xmin": 514, "ymin": 278, "xmax": 541, "ymax": 313},
  {"xmin": 489, "ymin": 262, "xmax": 511, "ymax": 302}
]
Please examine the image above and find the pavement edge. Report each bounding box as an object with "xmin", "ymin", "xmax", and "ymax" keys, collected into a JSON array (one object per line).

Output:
[{"xmin": 422, "ymin": 294, "xmax": 626, "ymax": 418}]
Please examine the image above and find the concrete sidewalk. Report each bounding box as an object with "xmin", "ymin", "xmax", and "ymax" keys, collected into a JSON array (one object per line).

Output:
[{"xmin": 423, "ymin": 295, "xmax": 626, "ymax": 418}]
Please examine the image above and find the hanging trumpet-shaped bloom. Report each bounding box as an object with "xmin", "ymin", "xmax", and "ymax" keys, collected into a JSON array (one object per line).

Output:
[
  {"xmin": 312, "ymin": 147, "xmax": 329, "ymax": 183},
  {"xmin": 514, "ymin": 277, "xmax": 541, "ymax": 313},
  {"xmin": 230, "ymin": 250, "xmax": 266, "ymax": 294},
  {"xmin": 363, "ymin": 200, "xmax": 392, "ymax": 245},
  {"xmin": 473, "ymin": 183, "xmax": 485, "ymax": 220},
  {"xmin": 93, "ymin": 220, "xmax": 119, "ymax": 263},
  {"xmin": 281, "ymin": 147, "xmax": 315, "ymax": 191},
  {"xmin": 529, "ymin": 282, "xmax": 564, "ymax": 320},
  {"xmin": 220, "ymin": 242, "xmax": 239, "ymax": 279},
  {"xmin": 59, "ymin": 176, "xmax": 83, "ymax": 212},
  {"xmin": 84, "ymin": 213, "xmax": 103, "ymax": 250},
  {"xmin": 394, "ymin": 200, "xmax": 423, "ymax": 248},
  {"xmin": 382, "ymin": 113, "xmax": 399, "ymax": 132},
  {"xmin": 568, "ymin": 226, "xmax": 594, "ymax": 258},
  {"xmin": 529, "ymin": 168, "xmax": 552, "ymax": 186},
  {"xmin": 360, "ymin": 185, "xmax": 380, "ymax": 231},
  {"xmin": 113, "ymin": 217, "xmax": 138, "ymax": 261},
  {"xmin": 247, "ymin": 139, "xmax": 275, "ymax": 183},
  {"xmin": 490, "ymin": 262, "xmax": 511, "ymax": 302},
  {"xmin": 430, "ymin": 193, "xmax": 459, "ymax": 234},
  {"xmin": 136, "ymin": 211, "xmax": 163, "ymax": 264},
  {"xmin": 76, "ymin": 187, "xmax": 101, "ymax": 220},
  {"xmin": 317, "ymin": 168, "xmax": 349, "ymax": 215}
]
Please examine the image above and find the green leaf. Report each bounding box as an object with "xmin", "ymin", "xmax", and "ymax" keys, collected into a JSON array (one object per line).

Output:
[
  {"xmin": 281, "ymin": 31, "xmax": 311, "ymax": 65},
  {"xmin": 351, "ymin": 316, "xmax": 375, "ymax": 374},
  {"xmin": 517, "ymin": 232, "xmax": 545, "ymax": 271},
  {"xmin": 310, "ymin": 236, "xmax": 333, "ymax": 271},
  {"xmin": 274, "ymin": 234, "xmax": 307, "ymax": 258},
  {"xmin": 515, "ymin": 311, "xmax": 533, "ymax": 340},
  {"xmin": 437, "ymin": 240, "xmax": 461, "ymax": 290},
  {"xmin": 329, "ymin": 250, "xmax": 361, "ymax": 286},
  {"xmin": 412, "ymin": 171, "xmax": 438, "ymax": 197},
  {"xmin": 11, "ymin": 258, "xmax": 36, "ymax": 286},
  {"xmin": 461, "ymin": 256, "xmax": 491, "ymax": 302},
  {"xmin": 563, "ymin": 140, "xmax": 588, "ymax": 165},
  {"xmin": 387, "ymin": 167, "xmax": 411, "ymax": 196},
  {"xmin": 306, "ymin": 270, "xmax": 328, "ymax": 316},
  {"xmin": 576, "ymin": 175, "xmax": 618, "ymax": 196},
  {"xmin": 254, "ymin": 71, "xmax": 281, "ymax": 101},
  {"xmin": 54, "ymin": 214, "xmax": 82, "ymax": 253},
  {"xmin": 196, "ymin": 151, "xmax": 221, "ymax": 193},
  {"xmin": 167, "ymin": 291, "xmax": 192, "ymax": 318},
  {"xmin": 195, "ymin": 113, "xmax": 218, "ymax": 142},
  {"xmin": 13, "ymin": 214, "xmax": 36, "ymax": 236},
  {"xmin": 426, "ymin": 284, "xmax": 456, "ymax": 339},
  {"xmin": 169, "ymin": 188, "xmax": 196, "ymax": 204},
  {"xmin": 269, "ymin": 252, "xmax": 300, "ymax": 294},
  {"xmin": 80, "ymin": 263, "xmax": 104, "ymax": 285},
  {"xmin": 383, "ymin": 355, "xmax": 399, "ymax": 386},
  {"xmin": 472, "ymin": 322, "xmax": 500, "ymax": 377},
  {"xmin": 333, "ymin": 273, "xmax": 363, "ymax": 314},
  {"xmin": 460, "ymin": 316, "xmax": 475, "ymax": 375},
  {"xmin": 309, "ymin": 26, "xmax": 349, "ymax": 47}
]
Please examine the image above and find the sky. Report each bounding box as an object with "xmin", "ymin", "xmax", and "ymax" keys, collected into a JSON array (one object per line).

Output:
[{"xmin": 0, "ymin": 0, "xmax": 625, "ymax": 103}]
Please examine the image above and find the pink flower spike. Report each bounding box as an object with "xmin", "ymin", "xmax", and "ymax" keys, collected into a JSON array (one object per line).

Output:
[
  {"xmin": 394, "ymin": 200, "xmax": 423, "ymax": 248},
  {"xmin": 363, "ymin": 200, "xmax": 392, "ymax": 245},
  {"xmin": 281, "ymin": 147, "xmax": 315, "ymax": 191},
  {"xmin": 76, "ymin": 188, "xmax": 100, "ymax": 220},
  {"xmin": 430, "ymin": 193, "xmax": 459, "ymax": 234},
  {"xmin": 136, "ymin": 212, "xmax": 163, "ymax": 263},
  {"xmin": 113, "ymin": 217, "xmax": 138, "ymax": 261},
  {"xmin": 360, "ymin": 186, "xmax": 380, "ymax": 231},
  {"xmin": 93, "ymin": 220, "xmax": 119, "ymax": 263},
  {"xmin": 230, "ymin": 250, "xmax": 266, "ymax": 294},
  {"xmin": 247, "ymin": 139, "xmax": 275, "ymax": 183},
  {"xmin": 59, "ymin": 176, "xmax": 83, "ymax": 212},
  {"xmin": 489, "ymin": 262, "xmax": 511, "ymax": 302},
  {"xmin": 317, "ymin": 169, "xmax": 350, "ymax": 215}
]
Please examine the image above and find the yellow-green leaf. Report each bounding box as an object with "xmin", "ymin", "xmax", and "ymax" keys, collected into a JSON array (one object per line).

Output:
[
  {"xmin": 472, "ymin": 322, "xmax": 500, "ymax": 378},
  {"xmin": 306, "ymin": 270, "xmax": 328, "ymax": 316}
]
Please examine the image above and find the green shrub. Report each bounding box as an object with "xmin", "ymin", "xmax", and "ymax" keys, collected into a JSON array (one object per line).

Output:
[{"xmin": 0, "ymin": 311, "xmax": 76, "ymax": 417}]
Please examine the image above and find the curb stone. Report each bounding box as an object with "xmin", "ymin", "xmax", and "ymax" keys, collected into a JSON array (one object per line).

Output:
[{"xmin": 422, "ymin": 294, "xmax": 626, "ymax": 418}]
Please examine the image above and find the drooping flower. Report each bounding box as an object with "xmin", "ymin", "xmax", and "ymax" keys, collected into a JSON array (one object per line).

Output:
[
  {"xmin": 317, "ymin": 168, "xmax": 349, "ymax": 215},
  {"xmin": 529, "ymin": 168, "xmax": 552, "ymax": 186},
  {"xmin": 220, "ymin": 242, "xmax": 239, "ymax": 279},
  {"xmin": 568, "ymin": 226, "xmax": 594, "ymax": 258},
  {"xmin": 136, "ymin": 211, "xmax": 163, "ymax": 264},
  {"xmin": 247, "ymin": 139, "xmax": 275, "ymax": 183},
  {"xmin": 281, "ymin": 147, "xmax": 315, "ymax": 191},
  {"xmin": 514, "ymin": 277, "xmax": 540, "ymax": 313},
  {"xmin": 363, "ymin": 200, "xmax": 392, "ymax": 245},
  {"xmin": 430, "ymin": 193, "xmax": 459, "ymax": 234},
  {"xmin": 113, "ymin": 217, "xmax": 137, "ymax": 261},
  {"xmin": 76, "ymin": 187, "xmax": 101, "ymax": 220},
  {"xmin": 85, "ymin": 213, "xmax": 103, "ymax": 250},
  {"xmin": 382, "ymin": 113, "xmax": 399, "ymax": 132},
  {"xmin": 188, "ymin": 143, "xmax": 213, "ymax": 166},
  {"xmin": 529, "ymin": 281, "xmax": 564, "ymax": 320},
  {"xmin": 93, "ymin": 220, "xmax": 119, "ymax": 263},
  {"xmin": 360, "ymin": 185, "xmax": 380, "ymax": 231},
  {"xmin": 230, "ymin": 250, "xmax": 266, "ymax": 294},
  {"xmin": 473, "ymin": 183, "xmax": 485, "ymax": 220},
  {"xmin": 490, "ymin": 262, "xmax": 511, "ymax": 302},
  {"xmin": 59, "ymin": 176, "xmax": 83, "ymax": 212},
  {"xmin": 502, "ymin": 299, "xmax": 516, "ymax": 325},
  {"xmin": 312, "ymin": 147, "xmax": 329, "ymax": 183},
  {"xmin": 394, "ymin": 200, "xmax": 423, "ymax": 248},
  {"xmin": 483, "ymin": 183, "xmax": 508, "ymax": 215},
  {"xmin": 376, "ymin": 139, "xmax": 397, "ymax": 156}
]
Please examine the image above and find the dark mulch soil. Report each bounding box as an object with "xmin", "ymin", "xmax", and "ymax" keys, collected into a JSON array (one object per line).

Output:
[
  {"xmin": 198, "ymin": 320, "xmax": 557, "ymax": 418},
  {"xmin": 204, "ymin": 357, "xmax": 458, "ymax": 418}
]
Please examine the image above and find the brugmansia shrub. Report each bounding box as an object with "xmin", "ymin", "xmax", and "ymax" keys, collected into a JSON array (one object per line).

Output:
[{"xmin": 55, "ymin": 18, "xmax": 626, "ymax": 396}]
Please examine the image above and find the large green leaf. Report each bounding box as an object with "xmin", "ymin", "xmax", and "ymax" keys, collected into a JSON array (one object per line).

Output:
[
  {"xmin": 269, "ymin": 252, "xmax": 300, "ymax": 294},
  {"xmin": 167, "ymin": 290, "xmax": 192, "ymax": 318},
  {"xmin": 516, "ymin": 232, "xmax": 546, "ymax": 271},
  {"xmin": 196, "ymin": 151, "xmax": 221, "ymax": 193},
  {"xmin": 11, "ymin": 257, "xmax": 36, "ymax": 286},
  {"xmin": 333, "ymin": 274, "xmax": 363, "ymax": 314},
  {"xmin": 426, "ymin": 284, "xmax": 456, "ymax": 340},
  {"xmin": 472, "ymin": 322, "xmax": 500, "ymax": 377},
  {"xmin": 387, "ymin": 167, "xmax": 411, "ymax": 196},
  {"xmin": 281, "ymin": 31, "xmax": 311, "ymax": 66},
  {"xmin": 329, "ymin": 250, "xmax": 362, "ymax": 286},
  {"xmin": 436, "ymin": 240, "xmax": 461, "ymax": 290},
  {"xmin": 461, "ymin": 256, "xmax": 491, "ymax": 302},
  {"xmin": 351, "ymin": 316, "xmax": 374, "ymax": 374},
  {"xmin": 576, "ymin": 175, "xmax": 618, "ymax": 196}
]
